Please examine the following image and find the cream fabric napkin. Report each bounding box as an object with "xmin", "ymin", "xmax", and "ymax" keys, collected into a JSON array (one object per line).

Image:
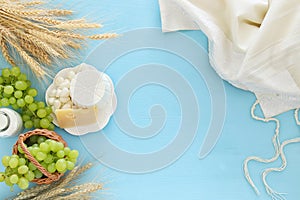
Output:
[{"xmin": 159, "ymin": 0, "xmax": 300, "ymax": 117}]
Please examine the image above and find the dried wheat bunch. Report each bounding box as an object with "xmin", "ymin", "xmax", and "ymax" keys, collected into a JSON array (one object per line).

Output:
[
  {"xmin": 0, "ymin": 0, "xmax": 117, "ymax": 79},
  {"xmin": 10, "ymin": 163, "xmax": 105, "ymax": 200}
]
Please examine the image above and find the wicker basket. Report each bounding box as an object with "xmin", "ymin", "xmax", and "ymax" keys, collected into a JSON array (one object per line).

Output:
[{"xmin": 13, "ymin": 129, "xmax": 67, "ymax": 184}]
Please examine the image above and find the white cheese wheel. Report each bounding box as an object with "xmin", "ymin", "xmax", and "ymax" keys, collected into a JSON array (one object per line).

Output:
[{"xmin": 70, "ymin": 70, "xmax": 112, "ymax": 107}]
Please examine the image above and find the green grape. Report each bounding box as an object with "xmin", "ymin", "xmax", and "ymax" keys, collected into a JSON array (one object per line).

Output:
[
  {"xmin": 28, "ymin": 103, "xmax": 38, "ymax": 111},
  {"xmin": 24, "ymin": 109, "xmax": 33, "ymax": 117},
  {"xmin": 11, "ymin": 154, "xmax": 19, "ymax": 159},
  {"xmin": 63, "ymin": 147, "xmax": 71, "ymax": 156},
  {"xmin": 37, "ymin": 109, "xmax": 47, "ymax": 118},
  {"xmin": 11, "ymin": 66, "xmax": 21, "ymax": 76},
  {"xmin": 18, "ymin": 145, "xmax": 25, "ymax": 154},
  {"xmin": 0, "ymin": 77, "xmax": 3, "ymax": 84},
  {"xmin": 36, "ymin": 152, "xmax": 47, "ymax": 161},
  {"xmin": 56, "ymin": 150, "xmax": 65, "ymax": 158},
  {"xmin": 25, "ymin": 171, "xmax": 35, "ymax": 181},
  {"xmin": 32, "ymin": 143, "xmax": 38, "ymax": 147},
  {"xmin": 66, "ymin": 161, "xmax": 75, "ymax": 170},
  {"xmin": 14, "ymin": 90, "xmax": 23, "ymax": 99},
  {"xmin": 46, "ymin": 115, "xmax": 53, "ymax": 122},
  {"xmin": 48, "ymin": 123, "xmax": 55, "ymax": 131},
  {"xmin": 52, "ymin": 156, "xmax": 59, "ymax": 163},
  {"xmin": 18, "ymin": 177, "xmax": 29, "ymax": 190},
  {"xmin": 18, "ymin": 165, "xmax": 29, "ymax": 174},
  {"xmin": 17, "ymin": 73, "xmax": 27, "ymax": 81},
  {"xmin": 22, "ymin": 115, "xmax": 31, "ymax": 122},
  {"xmin": 2, "ymin": 156, "xmax": 10, "ymax": 167},
  {"xmin": 9, "ymin": 174, "xmax": 19, "ymax": 184},
  {"xmin": 31, "ymin": 147, "xmax": 40, "ymax": 156},
  {"xmin": 29, "ymin": 135, "xmax": 38, "ymax": 144},
  {"xmin": 69, "ymin": 150, "xmax": 79, "ymax": 159},
  {"xmin": 15, "ymin": 81, "xmax": 28, "ymax": 91},
  {"xmin": 47, "ymin": 163, "xmax": 56, "ymax": 173},
  {"xmin": 45, "ymin": 107, "xmax": 52, "ymax": 115},
  {"xmin": 45, "ymin": 139, "xmax": 52, "ymax": 144},
  {"xmin": 44, "ymin": 154, "xmax": 53, "ymax": 164},
  {"xmin": 40, "ymin": 118, "xmax": 50, "ymax": 129},
  {"xmin": 3, "ymin": 77, "xmax": 11, "ymax": 84},
  {"xmin": 8, "ymin": 157, "xmax": 19, "ymax": 168},
  {"xmin": 18, "ymin": 158, "xmax": 26, "ymax": 166},
  {"xmin": 5, "ymin": 166, "xmax": 16, "ymax": 175},
  {"xmin": 24, "ymin": 95, "xmax": 34, "ymax": 104},
  {"xmin": 34, "ymin": 170, "xmax": 43, "ymax": 178},
  {"xmin": 24, "ymin": 121, "xmax": 33, "ymax": 129},
  {"xmin": 49, "ymin": 142, "xmax": 60, "ymax": 153},
  {"xmin": 0, "ymin": 172, "xmax": 5, "ymax": 182},
  {"xmin": 33, "ymin": 118, "xmax": 41, "ymax": 128},
  {"xmin": 27, "ymin": 88, "xmax": 37, "ymax": 97},
  {"xmin": 37, "ymin": 136, "xmax": 46, "ymax": 144},
  {"xmin": 4, "ymin": 177, "xmax": 13, "ymax": 187},
  {"xmin": 27, "ymin": 147, "xmax": 33, "ymax": 155},
  {"xmin": 26, "ymin": 80, "xmax": 31, "ymax": 87},
  {"xmin": 56, "ymin": 142, "xmax": 64, "ymax": 151},
  {"xmin": 68, "ymin": 158, "xmax": 77, "ymax": 164},
  {"xmin": 11, "ymin": 104, "xmax": 19, "ymax": 110},
  {"xmin": 49, "ymin": 140, "xmax": 57, "ymax": 152},
  {"xmin": 41, "ymin": 162, "xmax": 48, "ymax": 169},
  {"xmin": 4, "ymin": 85, "xmax": 14, "ymax": 95},
  {"xmin": 2, "ymin": 68, "xmax": 11, "ymax": 78},
  {"xmin": 17, "ymin": 99, "xmax": 26, "ymax": 107},
  {"xmin": 9, "ymin": 97, "xmax": 16, "ymax": 105},
  {"xmin": 55, "ymin": 159, "xmax": 67, "ymax": 172},
  {"xmin": 3, "ymin": 93, "xmax": 12, "ymax": 98},
  {"xmin": 39, "ymin": 142, "xmax": 50, "ymax": 153},
  {"xmin": 28, "ymin": 162, "xmax": 37, "ymax": 171},
  {"xmin": 37, "ymin": 102, "xmax": 45, "ymax": 109},
  {"xmin": 1, "ymin": 98, "xmax": 9, "ymax": 107}
]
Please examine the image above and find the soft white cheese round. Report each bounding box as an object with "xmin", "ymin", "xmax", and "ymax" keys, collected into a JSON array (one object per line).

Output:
[{"xmin": 70, "ymin": 70, "xmax": 112, "ymax": 107}]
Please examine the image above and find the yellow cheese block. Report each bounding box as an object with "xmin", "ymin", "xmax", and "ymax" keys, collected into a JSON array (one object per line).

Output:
[{"xmin": 55, "ymin": 106, "xmax": 98, "ymax": 128}]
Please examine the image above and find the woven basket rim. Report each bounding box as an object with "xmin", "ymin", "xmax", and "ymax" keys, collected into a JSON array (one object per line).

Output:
[{"xmin": 13, "ymin": 129, "xmax": 67, "ymax": 184}]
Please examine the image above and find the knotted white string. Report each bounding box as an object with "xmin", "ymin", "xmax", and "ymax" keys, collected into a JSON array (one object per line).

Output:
[
  {"xmin": 243, "ymin": 100, "xmax": 300, "ymax": 200},
  {"xmin": 243, "ymin": 100, "xmax": 281, "ymax": 195}
]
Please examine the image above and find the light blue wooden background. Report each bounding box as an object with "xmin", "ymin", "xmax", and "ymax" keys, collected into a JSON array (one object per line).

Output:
[{"xmin": 0, "ymin": 0, "xmax": 300, "ymax": 199}]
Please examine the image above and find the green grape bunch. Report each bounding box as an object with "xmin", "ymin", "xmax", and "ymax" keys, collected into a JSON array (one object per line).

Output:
[
  {"xmin": 0, "ymin": 67, "xmax": 55, "ymax": 130},
  {"xmin": 0, "ymin": 135, "xmax": 79, "ymax": 190}
]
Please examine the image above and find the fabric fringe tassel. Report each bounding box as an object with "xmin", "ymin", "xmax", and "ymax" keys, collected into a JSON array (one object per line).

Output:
[{"xmin": 243, "ymin": 101, "xmax": 300, "ymax": 200}]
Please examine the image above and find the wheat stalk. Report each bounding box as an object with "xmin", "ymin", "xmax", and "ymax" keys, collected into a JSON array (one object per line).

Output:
[
  {"xmin": 53, "ymin": 22, "xmax": 102, "ymax": 29},
  {"xmin": 0, "ymin": 37, "xmax": 16, "ymax": 66},
  {"xmin": 88, "ymin": 33, "xmax": 119, "ymax": 40},
  {"xmin": 10, "ymin": 39, "xmax": 46, "ymax": 77},
  {"xmin": 21, "ymin": 1, "xmax": 44, "ymax": 7},
  {"xmin": 57, "ymin": 183, "xmax": 103, "ymax": 200},
  {"xmin": 0, "ymin": 0, "xmax": 117, "ymax": 80},
  {"xmin": 10, "ymin": 163, "xmax": 104, "ymax": 200},
  {"xmin": 20, "ymin": 39, "xmax": 52, "ymax": 65}
]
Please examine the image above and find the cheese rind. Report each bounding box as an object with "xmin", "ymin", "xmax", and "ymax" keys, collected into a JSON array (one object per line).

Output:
[{"xmin": 55, "ymin": 106, "xmax": 98, "ymax": 128}]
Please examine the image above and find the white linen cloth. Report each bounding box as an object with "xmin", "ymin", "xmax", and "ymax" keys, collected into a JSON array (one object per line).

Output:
[{"xmin": 159, "ymin": 0, "xmax": 300, "ymax": 118}]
